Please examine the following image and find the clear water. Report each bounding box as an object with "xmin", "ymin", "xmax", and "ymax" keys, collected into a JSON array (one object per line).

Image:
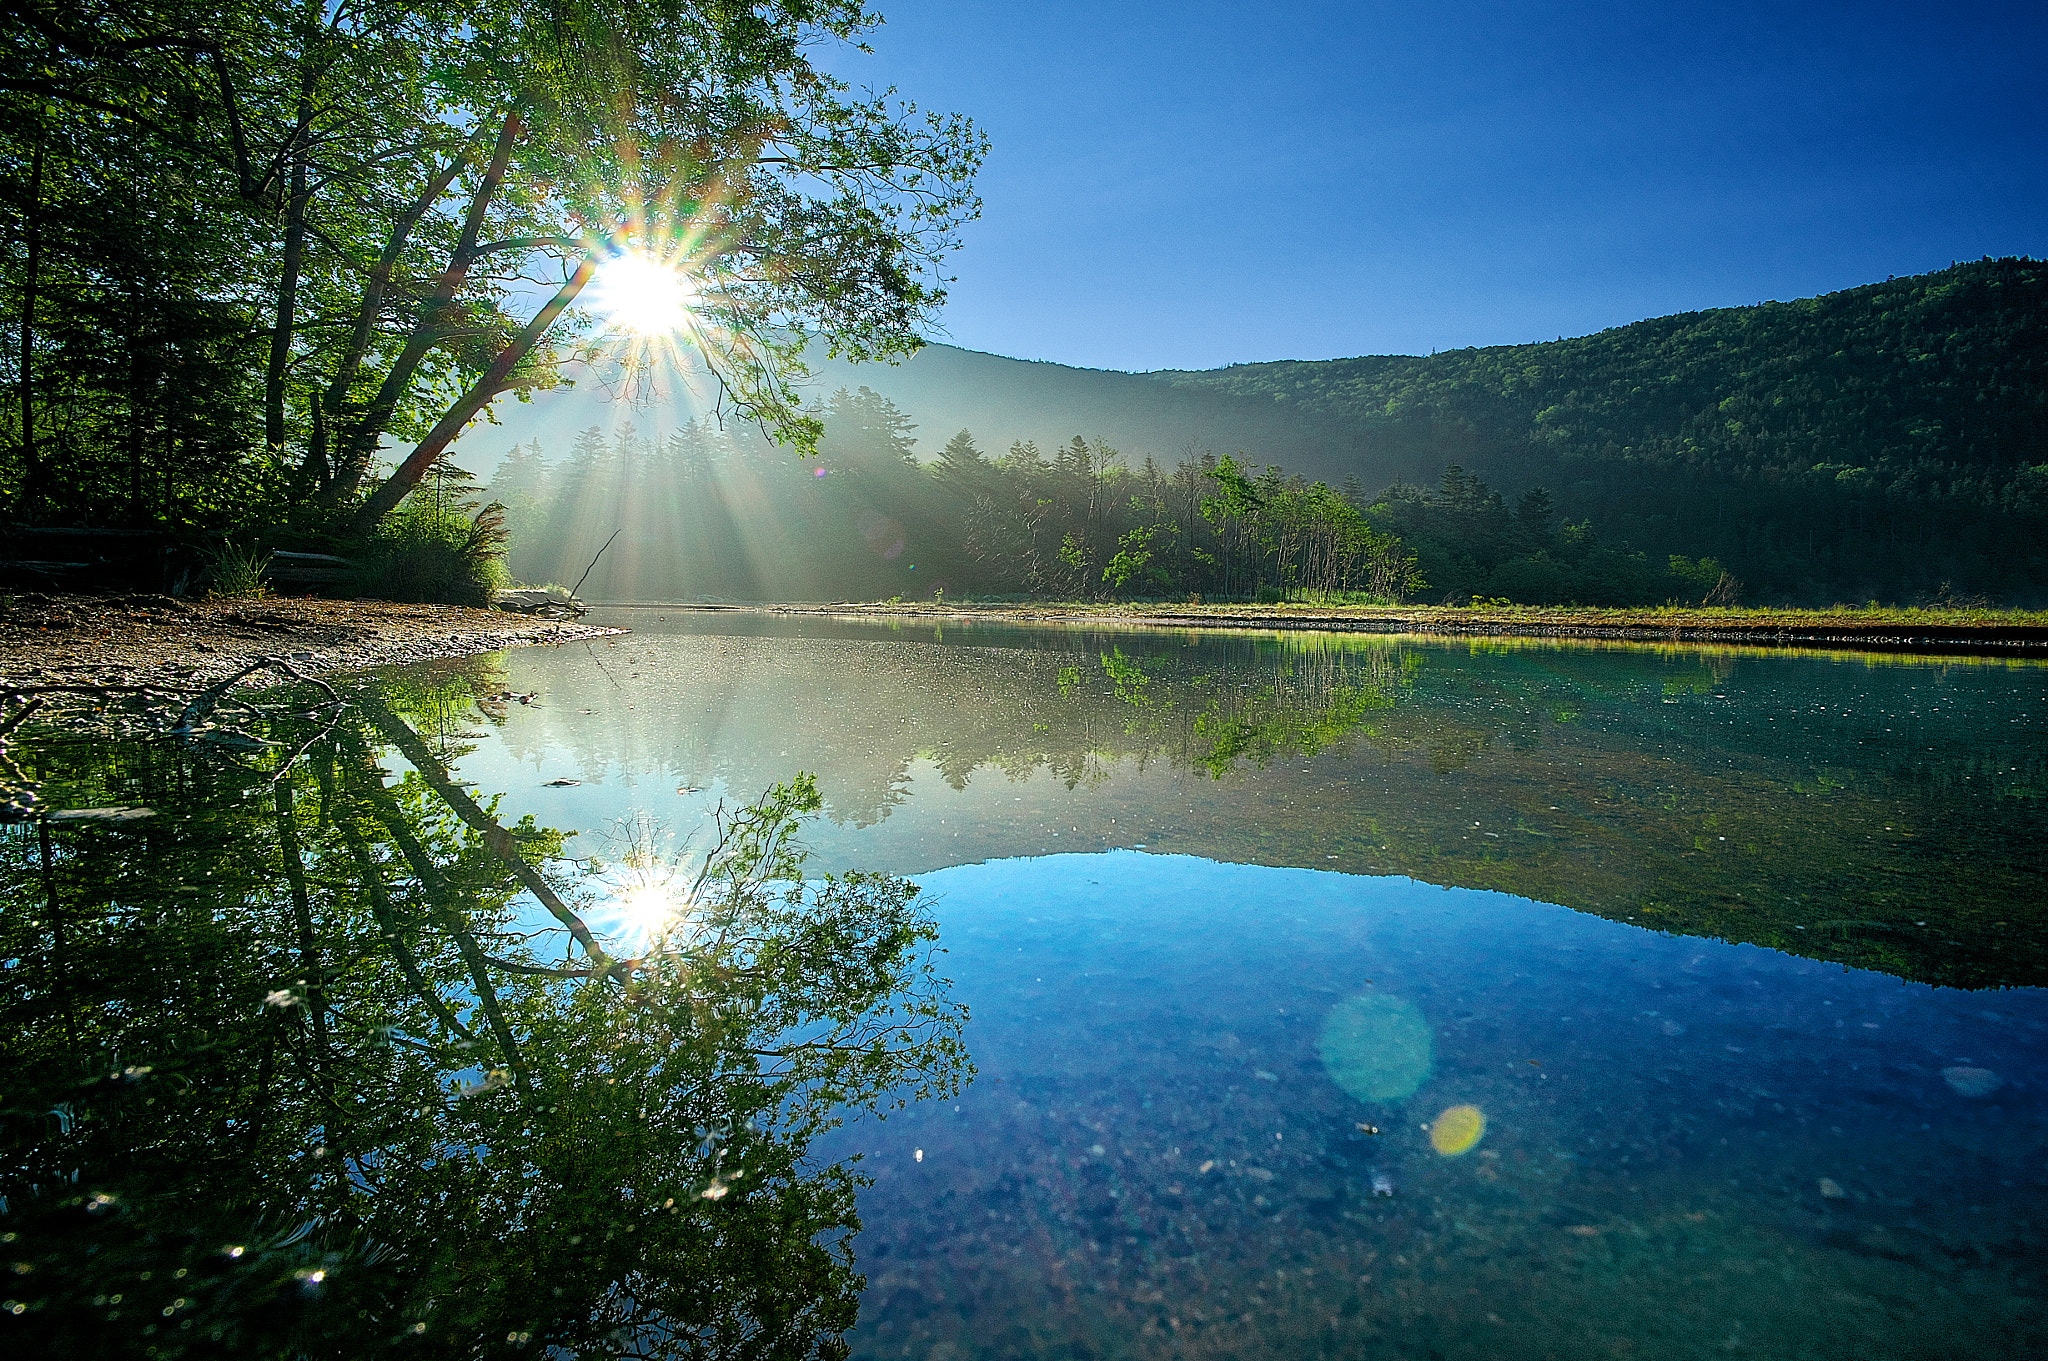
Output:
[{"xmin": 4, "ymin": 612, "xmax": 2044, "ymax": 1357}]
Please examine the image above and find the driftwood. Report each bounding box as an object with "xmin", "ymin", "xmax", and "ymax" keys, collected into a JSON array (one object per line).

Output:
[
  {"xmin": 569, "ymin": 529, "xmax": 621, "ymax": 600},
  {"xmin": 168, "ymin": 655, "xmax": 342, "ymax": 738},
  {"xmin": 0, "ymin": 655, "xmax": 348, "ymax": 820}
]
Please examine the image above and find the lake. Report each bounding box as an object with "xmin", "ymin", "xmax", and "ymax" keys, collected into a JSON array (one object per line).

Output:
[{"xmin": 4, "ymin": 611, "xmax": 2044, "ymax": 1359}]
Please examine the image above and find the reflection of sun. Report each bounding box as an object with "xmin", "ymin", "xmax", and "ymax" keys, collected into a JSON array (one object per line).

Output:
[
  {"xmin": 589, "ymin": 250, "xmax": 697, "ymax": 336},
  {"xmin": 610, "ymin": 880, "xmax": 686, "ymax": 944}
]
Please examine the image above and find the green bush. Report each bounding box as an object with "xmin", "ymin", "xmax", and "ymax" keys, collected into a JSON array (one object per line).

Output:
[{"xmin": 352, "ymin": 500, "xmax": 509, "ymax": 605}]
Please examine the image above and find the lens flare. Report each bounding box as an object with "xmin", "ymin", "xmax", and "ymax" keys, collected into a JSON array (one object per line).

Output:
[
  {"xmin": 1429, "ymin": 1104, "xmax": 1487, "ymax": 1156},
  {"xmin": 590, "ymin": 250, "xmax": 697, "ymax": 336}
]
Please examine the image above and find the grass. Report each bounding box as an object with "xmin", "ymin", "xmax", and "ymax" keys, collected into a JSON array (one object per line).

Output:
[
  {"xmin": 206, "ymin": 543, "xmax": 272, "ymax": 599},
  {"xmin": 784, "ymin": 597, "xmax": 2048, "ymax": 641}
]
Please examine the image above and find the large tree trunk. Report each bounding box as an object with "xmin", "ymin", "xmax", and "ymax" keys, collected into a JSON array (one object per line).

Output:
[
  {"xmin": 320, "ymin": 114, "xmax": 522, "ymax": 509},
  {"xmin": 265, "ymin": 132, "xmax": 311, "ymax": 454},
  {"xmin": 347, "ymin": 254, "xmax": 599, "ymax": 534},
  {"xmin": 297, "ymin": 153, "xmax": 470, "ymax": 496}
]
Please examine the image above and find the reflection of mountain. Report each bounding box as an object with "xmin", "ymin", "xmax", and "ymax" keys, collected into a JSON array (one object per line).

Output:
[{"xmin": 481, "ymin": 618, "xmax": 2047, "ymax": 989}]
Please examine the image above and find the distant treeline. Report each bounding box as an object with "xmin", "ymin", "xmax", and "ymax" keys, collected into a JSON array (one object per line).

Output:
[
  {"xmin": 491, "ymin": 386, "xmax": 1743, "ymax": 606},
  {"xmin": 1152, "ymin": 258, "xmax": 2048, "ymax": 602}
]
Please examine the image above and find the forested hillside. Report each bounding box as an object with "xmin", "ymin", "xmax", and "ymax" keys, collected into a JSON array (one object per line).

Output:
[
  {"xmin": 489, "ymin": 260, "xmax": 2048, "ymax": 606},
  {"xmin": 1150, "ymin": 258, "xmax": 2048, "ymax": 601}
]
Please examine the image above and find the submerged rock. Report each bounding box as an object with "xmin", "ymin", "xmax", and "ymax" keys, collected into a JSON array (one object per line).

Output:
[{"xmin": 1941, "ymin": 1066, "xmax": 2004, "ymax": 1098}]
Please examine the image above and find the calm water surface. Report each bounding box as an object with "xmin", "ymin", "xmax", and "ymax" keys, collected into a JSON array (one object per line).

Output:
[{"xmin": 4, "ymin": 612, "xmax": 2044, "ymax": 1358}]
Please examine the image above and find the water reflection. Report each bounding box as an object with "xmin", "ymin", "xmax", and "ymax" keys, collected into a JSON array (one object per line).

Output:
[
  {"xmin": 458, "ymin": 613, "xmax": 2048, "ymax": 988},
  {"xmin": 0, "ymin": 670, "xmax": 967, "ymax": 1356},
  {"xmin": 6, "ymin": 616, "xmax": 2044, "ymax": 1358},
  {"xmin": 831, "ymin": 852, "xmax": 2048, "ymax": 1360}
]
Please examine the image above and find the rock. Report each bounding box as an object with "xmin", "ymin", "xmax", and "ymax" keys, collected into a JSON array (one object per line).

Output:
[
  {"xmin": 1941, "ymin": 1066, "xmax": 2004, "ymax": 1098},
  {"xmin": 1819, "ymin": 1177, "xmax": 1847, "ymax": 1199},
  {"xmin": 542, "ymin": 778, "xmax": 581, "ymax": 787}
]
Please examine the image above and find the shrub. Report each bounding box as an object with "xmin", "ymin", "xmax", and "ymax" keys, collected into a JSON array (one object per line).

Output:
[{"xmin": 352, "ymin": 500, "xmax": 509, "ymax": 605}]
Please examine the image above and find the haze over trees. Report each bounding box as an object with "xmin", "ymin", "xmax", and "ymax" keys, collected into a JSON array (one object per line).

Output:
[
  {"xmin": 486, "ymin": 259, "xmax": 2046, "ymax": 605},
  {"xmin": 492, "ymin": 385, "xmax": 1750, "ymax": 607},
  {"xmin": 4, "ymin": 0, "xmax": 2039, "ymax": 607}
]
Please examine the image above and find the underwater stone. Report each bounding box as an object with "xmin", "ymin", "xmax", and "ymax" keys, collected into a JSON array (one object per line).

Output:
[
  {"xmin": 1318, "ymin": 993, "xmax": 1433, "ymax": 1102},
  {"xmin": 49, "ymin": 806, "xmax": 154, "ymax": 823},
  {"xmin": 1941, "ymin": 1066, "xmax": 2003, "ymax": 1098}
]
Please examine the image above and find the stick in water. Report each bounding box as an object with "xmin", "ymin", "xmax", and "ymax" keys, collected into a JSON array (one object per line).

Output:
[{"xmin": 569, "ymin": 528, "xmax": 622, "ymax": 601}]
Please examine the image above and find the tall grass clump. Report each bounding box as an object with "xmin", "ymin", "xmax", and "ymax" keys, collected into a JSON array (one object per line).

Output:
[
  {"xmin": 352, "ymin": 499, "xmax": 510, "ymax": 605},
  {"xmin": 206, "ymin": 542, "xmax": 272, "ymax": 599}
]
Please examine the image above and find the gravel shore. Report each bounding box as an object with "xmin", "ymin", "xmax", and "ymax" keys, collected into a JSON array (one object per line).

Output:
[{"xmin": 0, "ymin": 592, "xmax": 625, "ymax": 693}]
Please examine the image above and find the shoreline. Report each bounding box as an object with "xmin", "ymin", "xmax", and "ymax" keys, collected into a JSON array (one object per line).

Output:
[
  {"xmin": 0, "ymin": 593, "xmax": 625, "ymax": 694},
  {"xmin": 637, "ymin": 600, "xmax": 2048, "ymax": 655}
]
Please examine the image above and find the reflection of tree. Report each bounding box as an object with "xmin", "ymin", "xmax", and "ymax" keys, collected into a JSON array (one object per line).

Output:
[
  {"xmin": 0, "ymin": 674, "xmax": 968, "ymax": 1357},
  {"xmin": 1086, "ymin": 638, "xmax": 1412, "ymax": 779}
]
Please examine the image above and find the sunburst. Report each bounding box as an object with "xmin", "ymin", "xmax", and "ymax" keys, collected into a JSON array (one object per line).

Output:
[{"xmin": 588, "ymin": 249, "xmax": 699, "ymax": 336}]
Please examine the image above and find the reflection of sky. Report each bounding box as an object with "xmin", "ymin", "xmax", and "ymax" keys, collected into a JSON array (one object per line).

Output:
[
  {"xmin": 429, "ymin": 618, "xmax": 2048, "ymax": 1351},
  {"xmin": 821, "ymin": 851, "xmax": 2048, "ymax": 1359}
]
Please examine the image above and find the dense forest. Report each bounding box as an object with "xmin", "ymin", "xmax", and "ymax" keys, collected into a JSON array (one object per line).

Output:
[
  {"xmin": 1151, "ymin": 258, "xmax": 2048, "ymax": 601},
  {"xmin": 490, "ymin": 385, "xmax": 1738, "ymax": 606}
]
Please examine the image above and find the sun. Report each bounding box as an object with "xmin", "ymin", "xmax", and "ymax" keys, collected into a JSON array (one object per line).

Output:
[{"xmin": 590, "ymin": 250, "xmax": 697, "ymax": 336}]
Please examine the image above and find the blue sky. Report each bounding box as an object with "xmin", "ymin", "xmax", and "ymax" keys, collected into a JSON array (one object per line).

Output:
[{"xmin": 823, "ymin": 0, "xmax": 2048, "ymax": 371}]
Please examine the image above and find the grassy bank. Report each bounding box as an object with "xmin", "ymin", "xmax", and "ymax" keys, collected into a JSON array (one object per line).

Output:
[{"xmin": 731, "ymin": 599, "xmax": 2048, "ymax": 651}]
